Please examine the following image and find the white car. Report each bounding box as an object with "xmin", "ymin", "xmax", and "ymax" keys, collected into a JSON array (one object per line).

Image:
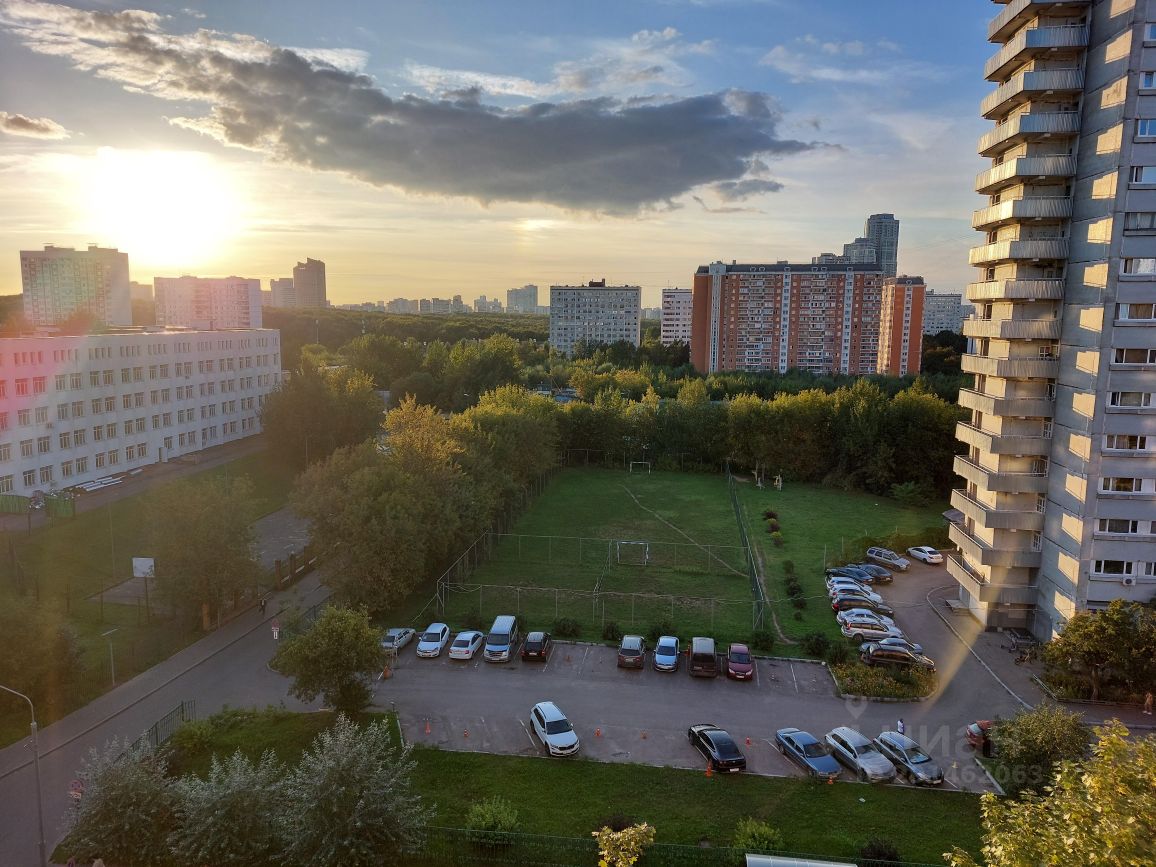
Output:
[
  {"xmin": 530, "ymin": 701, "xmax": 580, "ymax": 756},
  {"xmin": 381, "ymin": 627, "xmax": 416, "ymax": 652},
  {"xmin": 447, "ymin": 630, "xmax": 484, "ymax": 660},
  {"xmin": 836, "ymin": 608, "xmax": 896, "ymax": 628},
  {"xmin": 827, "ymin": 582, "xmax": 883, "ymax": 604},
  {"xmin": 415, "ymin": 623, "xmax": 451, "ymax": 657},
  {"xmin": 907, "ymin": 546, "xmax": 944, "ymax": 565}
]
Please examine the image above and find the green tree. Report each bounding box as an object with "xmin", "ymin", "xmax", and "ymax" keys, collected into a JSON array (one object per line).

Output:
[
  {"xmin": 169, "ymin": 750, "xmax": 285, "ymax": 867},
  {"xmin": 948, "ymin": 722, "xmax": 1156, "ymax": 867},
  {"xmin": 272, "ymin": 606, "xmax": 384, "ymax": 714},
  {"xmin": 1041, "ymin": 600, "xmax": 1156, "ymax": 700},
  {"xmin": 148, "ymin": 476, "xmax": 260, "ymax": 630},
  {"xmin": 340, "ymin": 334, "xmax": 422, "ymax": 389},
  {"xmin": 0, "ymin": 598, "xmax": 82, "ymax": 708},
  {"xmin": 990, "ymin": 704, "xmax": 1090, "ymax": 795},
  {"xmin": 279, "ymin": 715, "xmax": 430, "ymax": 867}
]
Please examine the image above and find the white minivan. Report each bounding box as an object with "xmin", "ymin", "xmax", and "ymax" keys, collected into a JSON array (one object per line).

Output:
[{"xmin": 483, "ymin": 614, "xmax": 520, "ymax": 662}]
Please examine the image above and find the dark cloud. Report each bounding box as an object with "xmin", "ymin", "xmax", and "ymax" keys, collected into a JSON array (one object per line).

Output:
[
  {"xmin": 692, "ymin": 195, "xmax": 761, "ymax": 214},
  {"xmin": 0, "ymin": 110, "xmax": 70, "ymax": 138},
  {"xmin": 711, "ymin": 178, "xmax": 785, "ymax": 201},
  {"xmin": 0, "ymin": 0, "xmax": 817, "ymax": 213}
]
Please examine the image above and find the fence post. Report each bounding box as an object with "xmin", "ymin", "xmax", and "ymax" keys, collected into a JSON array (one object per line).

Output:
[
  {"xmin": 711, "ymin": 599, "xmax": 715, "ymax": 630},
  {"xmin": 578, "ymin": 536, "xmax": 583, "ymax": 565},
  {"xmin": 555, "ymin": 589, "xmax": 559, "ymax": 620},
  {"xmin": 631, "ymin": 595, "xmax": 635, "ymax": 626}
]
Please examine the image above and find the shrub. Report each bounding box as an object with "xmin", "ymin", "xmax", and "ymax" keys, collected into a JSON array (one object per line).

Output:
[
  {"xmin": 749, "ymin": 629, "xmax": 775, "ymax": 653},
  {"xmin": 800, "ymin": 631, "xmax": 831, "ymax": 657},
  {"xmin": 732, "ymin": 817, "xmax": 785, "ymax": 853},
  {"xmin": 782, "ymin": 560, "xmax": 796, "ymax": 575},
  {"xmin": 790, "ymin": 596, "xmax": 807, "ymax": 610},
  {"xmin": 646, "ymin": 619, "xmax": 676, "ymax": 643},
  {"xmin": 860, "ymin": 835, "xmax": 902, "ymax": 866},
  {"xmin": 824, "ymin": 642, "xmax": 850, "ymax": 666},
  {"xmin": 768, "ymin": 519, "xmax": 781, "ymax": 532},
  {"xmin": 167, "ymin": 719, "xmax": 214, "ymax": 758},
  {"xmin": 552, "ymin": 617, "xmax": 582, "ymax": 639},
  {"xmin": 762, "ymin": 510, "xmax": 778, "ymax": 520},
  {"xmin": 602, "ymin": 621, "xmax": 623, "ymax": 642},
  {"xmin": 770, "ymin": 531, "xmax": 784, "ymax": 547},
  {"xmin": 784, "ymin": 579, "xmax": 803, "ymax": 598},
  {"xmin": 466, "ymin": 796, "xmax": 519, "ymax": 846},
  {"xmin": 830, "ymin": 663, "xmax": 937, "ymax": 699}
]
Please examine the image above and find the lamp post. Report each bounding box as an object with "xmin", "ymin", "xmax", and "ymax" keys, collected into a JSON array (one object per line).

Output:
[
  {"xmin": 101, "ymin": 628, "xmax": 119, "ymax": 686},
  {"xmin": 0, "ymin": 684, "xmax": 46, "ymax": 867}
]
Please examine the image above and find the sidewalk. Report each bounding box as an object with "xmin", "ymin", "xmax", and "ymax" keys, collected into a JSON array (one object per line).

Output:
[{"xmin": 926, "ymin": 585, "xmax": 1155, "ymax": 731}]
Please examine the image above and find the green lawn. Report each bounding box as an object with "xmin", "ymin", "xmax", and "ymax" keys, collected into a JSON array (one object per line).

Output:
[
  {"xmin": 166, "ymin": 709, "xmax": 981, "ymax": 865},
  {"xmin": 734, "ymin": 480, "xmax": 947, "ymax": 643}
]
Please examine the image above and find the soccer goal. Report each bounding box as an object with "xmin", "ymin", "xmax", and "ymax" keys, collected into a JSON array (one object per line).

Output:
[
  {"xmin": 629, "ymin": 461, "xmax": 652, "ymax": 474},
  {"xmin": 616, "ymin": 540, "xmax": 651, "ymax": 566}
]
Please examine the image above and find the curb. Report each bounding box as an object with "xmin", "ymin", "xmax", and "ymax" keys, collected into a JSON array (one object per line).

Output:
[{"xmin": 974, "ymin": 756, "xmax": 1005, "ymax": 796}]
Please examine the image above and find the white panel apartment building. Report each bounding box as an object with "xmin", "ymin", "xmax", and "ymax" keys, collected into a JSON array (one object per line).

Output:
[
  {"xmin": 20, "ymin": 245, "xmax": 132, "ymax": 328},
  {"xmin": 154, "ymin": 276, "xmax": 263, "ymax": 330},
  {"xmin": 660, "ymin": 288, "xmax": 692, "ymax": 345},
  {"xmin": 922, "ymin": 290, "xmax": 968, "ymax": 335},
  {"xmin": 549, "ymin": 280, "xmax": 641, "ymax": 356},
  {"xmin": 0, "ymin": 329, "xmax": 281, "ymax": 497}
]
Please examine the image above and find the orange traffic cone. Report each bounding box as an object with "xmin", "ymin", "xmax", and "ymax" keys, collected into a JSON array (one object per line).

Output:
[
  {"xmin": 595, "ymin": 727, "xmax": 602, "ymax": 737},
  {"xmin": 745, "ymin": 737, "xmax": 751, "ymax": 746},
  {"xmin": 705, "ymin": 763, "xmax": 714, "ymax": 778},
  {"xmin": 463, "ymin": 729, "xmax": 469, "ymax": 739}
]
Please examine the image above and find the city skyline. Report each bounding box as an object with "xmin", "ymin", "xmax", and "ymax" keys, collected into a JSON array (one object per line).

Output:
[{"xmin": 0, "ymin": 0, "xmax": 993, "ymax": 306}]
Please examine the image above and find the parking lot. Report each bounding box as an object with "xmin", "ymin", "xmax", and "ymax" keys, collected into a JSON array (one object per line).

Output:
[{"xmin": 378, "ymin": 567, "xmax": 1017, "ymax": 794}]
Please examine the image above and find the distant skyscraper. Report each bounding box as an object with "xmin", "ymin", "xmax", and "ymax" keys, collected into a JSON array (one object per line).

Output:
[
  {"xmin": 549, "ymin": 280, "xmax": 641, "ymax": 356},
  {"xmin": 922, "ymin": 290, "xmax": 967, "ymax": 335},
  {"xmin": 20, "ymin": 245, "xmax": 131, "ymax": 327},
  {"xmin": 291, "ymin": 258, "xmax": 327, "ymax": 308},
  {"xmin": 660, "ymin": 288, "xmax": 692, "ymax": 345},
  {"xmin": 269, "ymin": 277, "xmax": 295, "ymax": 307},
  {"xmin": 842, "ymin": 236, "xmax": 878, "ymax": 264},
  {"xmin": 877, "ymin": 276, "xmax": 925, "ymax": 376},
  {"xmin": 864, "ymin": 214, "xmax": 900, "ymax": 277},
  {"xmin": 153, "ymin": 275, "xmax": 263, "ymax": 329},
  {"xmin": 386, "ymin": 298, "xmax": 419, "ymax": 314},
  {"xmin": 507, "ymin": 284, "xmax": 539, "ymax": 313}
]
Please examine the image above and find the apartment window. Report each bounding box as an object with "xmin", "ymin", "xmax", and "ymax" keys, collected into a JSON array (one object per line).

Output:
[
  {"xmin": 0, "ymin": 413, "xmax": 7, "ymax": 432},
  {"xmin": 1094, "ymin": 559, "xmax": 1133, "ymax": 575},
  {"xmin": 1147, "ymin": 23, "xmax": 1156, "ymax": 42},
  {"xmin": 104, "ymin": 396, "xmax": 116, "ymax": 413},
  {"xmin": 106, "ymin": 423, "xmax": 117, "ymax": 439},
  {"xmin": 89, "ymin": 371, "xmax": 101, "ymax": 388},
  {"xmin": 57, "ymin": 404, "xmax": 69, "ymax": 422},
  {"xmin": 121, "ymin": 368, "xmax": 132, "ymax": 384},
  {"xmin": 38, "ymin": 467, "xmax": 52, "ymax": 484},
  {"xmin": 34, "ymin": 407, "xmax": 47, "ymax": 425},
  {"xmin": 19, "ymin": 440, "xmax": 33, "ymax": 458},
  {"xmin": 125, "ymin": 445, "xmax": 135, "ymax": 460},
  {"xmin": 55, "ymin": 374, "xmax": 67, "ymax": 391},
  {"xmin": 1117, "ymin": 303, "xmax": 1156, "ymax": 320},
  {"xmin": 1125, "ymin": 211, "xmax": 1156, "ymax": 230},
  {"xmin": 103, "ymin": 370, "xmax": 113, "ymax": 386},
  {"xmin": 22, "ymin": 469, "xmax": 35, "ymax": 487},
  {"xmin": 1122, "ymin": 258, "xmax": 1156, "ymax": 275},
  {"xmin": 95, "ymin": 453, "xmax": 105, "ymax": 469},
  {"xmin": 61, "ymin": 460, "xmax": 73, "ymax": 478},
  {"xmin": 1114, "ymin": 348, "xmax": 1156, "ymax": 365},
  {"xmin": 0, "ymin": 475, "xmax": 11, "ymax": 494},
  {"xmin": 76, "ymin": 456, "xmax": 87, "ymax": 473},
  {"xmin": 1132, "ymin": 165, "xmax": 1156, "ymax": 184},
  {"xmin": 32, "ymin": 377, "xmax": 45, "ymax": 394},
  {"xmin": 70, "ymin": 373, "xmax": 81, "ymax": 390},
  {"xmin": 36, "ymin": 436, "xmax": 50, "ymax": 454},
  {"xmin": 1138, "ymin": 119, "xmax": 1156, "ymax": 138},
  {"xmin": 0, "ymin": 444, "xmax": 8, "ymax": 461},
  {"xmin": 1103, "ymin": 477, "xmax": 1141, "ymax": 492},
  {"xmin": 74, "ymin": 429, "xmax": 86, "ymax": 445},
  {"xmin": 1098, "ymin": 518, "xmax": 1139, "ymax": 535},
  {"xmin": 1106, "ymin": 434, "xmax": 1149, "ymax": 450},
  {"xmin": 108, "ymin": 449, "xmax": 120, "ymax": 465},
  {"xmin": 59, "ymin": 432, "xmax": 71, "ymax": 449},
  {"xmin": 93, "ymin": 426, "xmax": 103, "ymax": 442},
  {"xmin": 122, "ymin": 395, "xmax": 133, "ymax": 410},
  {"xmin": 1109, "ymin": 391, "xmax": 1153, "ymax": 407},
  {"xmin": 17, "ymin": 410, "xmax": 30, "ymax": 427},
  {"xmin": 1145, "ymin": 72, "xmax": 1156, "ymax": 89},
  {"xmin": 15, "ymin": 379, "xmax": 28, "ymax": 396}
]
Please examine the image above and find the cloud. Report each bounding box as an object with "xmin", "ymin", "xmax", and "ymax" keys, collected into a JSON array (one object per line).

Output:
[
  {"xmin": 0, "ymin": 1, "xmax": 817, "ymax": 213},
  {"xmin": 760, "ymin": 36, "xmax": 945, "ymax": 87},
  {"xmin": 691, "ymin": 195, "xmax": 761, "ymax": 214},
  {"xmin": 0, "ymin": 110, "xmax": 70, "ymax": 138},
  {"xmin": 711, "ymin": 178, "xmax": 783, "ymax": 200}
]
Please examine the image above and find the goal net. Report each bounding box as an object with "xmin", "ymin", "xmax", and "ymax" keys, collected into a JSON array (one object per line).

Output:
[
  {"xmin": 628, "ymin": 461, "xmax": 652, "ymax": 474},
  {"xmin": 616, "ymin": 540, "xmax": 650, "ymax": 566}
]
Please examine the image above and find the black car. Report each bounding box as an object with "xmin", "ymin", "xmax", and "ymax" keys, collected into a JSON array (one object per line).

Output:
[
  {"xmin": 860, "ymin": 644, "xmax": 935, "ymax": 671},
  {"xmin": 851, "ymin": 563, "xmax": 894, "ymax": 583},
  {"xmin": 873, "ymin": 731, "xmax": 944, "ymax": 785},
  {"xmin": 774, "ymin": 727, "xmax": 842, "ymax": 780},
  {"xmin": 687, "ymin": 724, "xmax": 746, "ymax": 772},
  {"xmin": 521, "ymin": 631, "xmax": 552, "ymax": 661},
  {"xmin": 825, "ymin": 565, "xmax": 876, "ymax": 583},
  {"xmin": 831, "ymin": 594, "xmax": 895, "ymax": 617}
]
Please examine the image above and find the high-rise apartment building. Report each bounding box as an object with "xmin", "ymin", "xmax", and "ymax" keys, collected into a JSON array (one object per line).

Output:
[
  {"xmin": 923, "ymin": 290, "xmax": 968, "ymax": 334},
  {"xmin": 507, "ymin": 284, "xmax": 539, "ymax": 313},
  {"xmin": 660, "ymin": 288, "xmax": 693, "ymax": 345},
  {"xmin": 877, "ymin": 276, "xmax": 926, "ymax": 376},
  {"xmin": 549, "ymin": 280, "xmax": 641, "ymax": 356},
  {"xmin": 154, "ymin": 276, "xmax": 262, "ymax": 330},
  {"xmin": 269, "ymin": 277, "xmax": 295, "ymax": 307},
  {"xmin": 690, "ymin": 262, "xmax": 885, "ymax": 375},
  {"xmin": 20, "ymin": 245, "xmax": 132, "ymax": 328},
  {"xmin": 0, "ymin": 329, "xmax": 281, "ymax": 496},
  {"xmin": 843, "ymin": 236, "xmax": 878, "ymax": 264},
  {"xmin": 385, "ymin": 298, "xmax": 419, "ymax": 314},
  {"xmin": 865, "ymin": 214, "xmax": 900, "ymax": 277},
  {"xmin": 954, "ymin": 0, "xmax": 1156, "ymax": 638},
  {"xmin": 291, "ymin": 258, "xmax": 327, "ymax": 309}
]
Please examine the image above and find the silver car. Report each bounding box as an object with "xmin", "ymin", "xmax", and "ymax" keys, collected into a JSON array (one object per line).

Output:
[
  {"xmin": 530, "ymin": 701, "xmax": 580, "ymax": 757},
  {"xmin": 874, "ymin": 731, "xmax": 944, "ymax": 785},
  {"xmin": 825, "ymin": 727, "xmax": 897, "ymax": 782}
]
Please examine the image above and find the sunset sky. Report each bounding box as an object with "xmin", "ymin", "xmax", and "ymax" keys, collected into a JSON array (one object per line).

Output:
[{"xmin": 0, "ymin": 0, "xmax": 994, "ymax": 306}]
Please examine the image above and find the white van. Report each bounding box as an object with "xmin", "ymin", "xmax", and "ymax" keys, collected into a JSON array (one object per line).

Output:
[{"xmin": 483, "ymin": 614, "xmax": 520, "ymax": 662}]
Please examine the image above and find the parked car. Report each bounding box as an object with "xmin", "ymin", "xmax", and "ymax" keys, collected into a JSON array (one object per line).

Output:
[
  {"xmin": 836, "ymin": 608, "xmax": 896, "ymax": 629},
  {"xmin": 874, "ymin": 731, "xmax": 944, "ymax": 785},
  {"xmin": 521, "ymin": 631, "xmax": 553, "ymax": 661},
  {"xmin": 415, "ymin": 623, "xmax": 451, "ymax": 658},
  {"xmin": 726, "ymin": 643, "xmax": 754, "ymax": 680},
  {"xmin": 483, "ymin": 614, "xmax": 521, "ymax": 662},
  {"xmin": 827, "ymin": 582, "xmax": 883, "ymax": 604},
  {"xmin": 447, "ymin": 630, "xmax": 484, "ymax": 660},
  {"xmin": 858, "ymin": 635, "xmax": 923, "ymax": 655},
  {"xmin": 381, "ymin": 627, "xmax": 416, "ymax": 652},
  {"xmin": 653, "ymin": 635, "xmax": 680, "ymax": 672},
  {"xmin": 688, "ymin": 636, "xmax": 719, "ymax": 678},
  {"xmin": 907, "ymin": 546, "xmax": 944, "ymax": 565},
  {"xmin": 851, "ymin": 563, "xmax": 894, "ymax": 583},
  {"xmin": 617, "ymin": 634, "xmax": 646, "ymax": 668},
  {"xmin": 866, "ymin": 547, "xmax": 910, "ymax": 571},
  {"xmin": 965, "ymin": 720, "xmax": 993, "ymax": 751},
  {"xmin": 831, "ymin": 594, "xmax": 895, "ymax": 617},
  {"xmin": 774, "ymin": 727, "xmax": 842, "ymax": 781},
  {"xmin": 825, "ymin": 575, "xmax": 874, "ymax": 594},
  {"xmin": 529, "ymin": 701, "xmax": 580, "ymax": 756},
  {"xmin": 688, "ymin": 724, "xmax": 746, "ymax": 772},
  {"xmin": 825, "ymin": 565, "xmax": 876, "ymax": 583},
  {"xmin": 840, "ymin": 618, "xmax": 906, "ymax": 643},
  {"xmin": 824, "ymin": 726, "xmax": 897, "ymax": 783},
  {"xmin": 860, "ymin": 644, "xmax": 936, "ymax": 672}
]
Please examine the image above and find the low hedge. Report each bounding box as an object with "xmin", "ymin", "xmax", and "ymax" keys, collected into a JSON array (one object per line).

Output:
[{"xmin": 829, "ymin": 663, "xmax": 937, "ymax": 700}]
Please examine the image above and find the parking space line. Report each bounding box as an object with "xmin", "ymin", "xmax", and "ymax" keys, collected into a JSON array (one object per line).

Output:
[
  {"xmin": 517, "ymin": 719, "xmax": 537, "ymax": 750},
  {"xmin": 790, "ymin": 663, "xmax": 799, "ymax": 693},
  {"xmin": 755, "ymin": 662, "xmax": 761, "ymax": 688}
]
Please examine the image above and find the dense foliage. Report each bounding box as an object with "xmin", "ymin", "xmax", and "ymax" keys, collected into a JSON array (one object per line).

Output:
[
  {"xmin": 989, "ymin": 705, "xmax": 1090, "ymax": 796},
  {"xmin": 1040, "ymin": 600, "xmax": 1156, "ymax": 701},
  {"xmin": 0, "ymin": 597, "xmax": 82, "ymax": 708},
  {"xmin": 272, "ymin": 606, "xmax": 384, "ymax": 714}
]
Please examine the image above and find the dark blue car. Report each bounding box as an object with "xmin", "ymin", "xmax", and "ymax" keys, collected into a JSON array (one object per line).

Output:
[{"xmin": 775, "ymin": 727, "xmax": 842, "ymax": 781}]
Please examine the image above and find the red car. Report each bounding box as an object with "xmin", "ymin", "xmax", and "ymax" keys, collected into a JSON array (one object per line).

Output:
[
  {"xmin": 966, "ymin": 720, "xmax": 993, "ymax": 752},
  {"xmin": 617, "ymin": 635, "xmax": 646, "ymax": 668},
  {"xmin": 726, "ymin": 643, "xmax": 754, "ymax": 680}
]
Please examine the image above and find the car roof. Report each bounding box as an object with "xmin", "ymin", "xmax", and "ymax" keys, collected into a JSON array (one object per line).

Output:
[
  {"xmin": 453, "ymin": 630, "xmax": 481, "ymax": 640},
  {"xmin": 621, "ymin": 634, "xmax": 643, "ymax": 647},
  {"xmin": 656, "ymin": 635, "xmax": 678, "ymax": 645},
  {"xmin": 879, "ymin": 731, "xmax": 917, "ymax": 749},
  {"xmin": 386, "ymin": 627, "xmax": 408, "ymax": 634},
  {"xmin": 785, "ymin": 728, "xmax": 819, "ymax": 745},
  {"xmin": 729, "ymin": 643, "xmax": 749, "ymax": 652},
  {"xmin": 829, "ymin": 726, "xmax": 871, "ymax": 746},
  {"xmin": 533, "ymin": 701, "xmax": 566, "ymax": 721},
  {"xmin": 527, "ymin": 631, "xmax": 546, "ymax": 640},
  {"xmin": 425, "ymin": 622, "xmax": 447, "ymax": 630}
]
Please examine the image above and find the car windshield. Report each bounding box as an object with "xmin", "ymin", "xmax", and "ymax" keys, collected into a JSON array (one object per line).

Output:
[
  {"xmin": 544, "ymin": 719, "xmax": 572, "ymax": 735},
  {"xmin": 422, "ymin": 631, "xmax": 441, "ymax": 642},
  {"xmin": 802, "ymin": 743, "xmax": 828, "ymax": 758},
  {"xmin": 452, "ymin": 637, "xmax": 470, "ymax": 647},
  {"xmin": 906, "ymin": 749, "xmax": 931, "ymax": 764},
  {"xmin": 657, "ymin": 642, "xmax": 676, "ymax": 654},
  {"xmin": 925, "ymin": 549, "xmax": 939, "ymax": 555},
  {"xmin": 730, "ymin": 651, "xmax": 751, "ymax": 664},
  {"xmin": 488, "ymin": 631, "xmax": 509, "ymax": 645}
]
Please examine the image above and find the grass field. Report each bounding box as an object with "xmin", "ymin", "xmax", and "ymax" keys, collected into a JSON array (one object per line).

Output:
[
  {"xmin": 165, "ymin": 709, "xmax": 982, "ymax": 865},
  {"xmin": 733, "ymin": 479, "xmax": 947, "ymax": 643}
]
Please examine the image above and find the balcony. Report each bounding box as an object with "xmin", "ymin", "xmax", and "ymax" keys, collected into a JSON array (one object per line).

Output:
[
  {"xmin": 962, "ymin": 354, "xmax": 1060, "ymax": 378},
  {"xmin": 952, "ymin": 489, "xmax": 1045, "ymax": 531},
  {"xmin": 985, "ymin": 26, "xmax": 1088, "ymax": 80},
  {"xmin": 972, "ymin": 194, "xmax": 1073, "ymax": 229},
  {"xmin": 968, "ymin": 238, "xmax": 1069, "ymax": 266},
  {"xmin": 946, "ymin": 553, "xmax": 1040, "ymax": 604},
  {"xmin": 949, "ymin": 523, "xmax": 1043, "ymax": 570},
  {"xmin": 966, "ymin": 279, "xmax": 1064, "ymax": 301},
  {"xmin": 981, "ymin": 69, "xmax": 1084, "ymax": 119},
  {"xmin": 976, "ymin": 155, "xmax": 1076, "ymax": 194},
  {"xmin": 989, "ymin": 0, "xmax": 1092, "ymax": 43},
  {"xmin": 954, "ymin": 455, "xmax": 1049, "ymax": 493},
  {"xmin": 979, "ymin": 112, "xmax": 1081, "ymax": 157},
  {"xmin": 958, "ymin": 388, "xmax": 1056, "ymax": 417},
  {"xmin": 956, "ymin": 421, "xmax": 1052, "ymax": 455},
  {"xmin": 962, "ymin": 317, "xmax": 1062, "ymax": 339}
]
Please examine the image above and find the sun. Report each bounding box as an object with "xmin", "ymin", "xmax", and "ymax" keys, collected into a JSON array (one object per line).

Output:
[{"xmin": 76, "ymin": 147, "xmax": 249, "ymax": 271}]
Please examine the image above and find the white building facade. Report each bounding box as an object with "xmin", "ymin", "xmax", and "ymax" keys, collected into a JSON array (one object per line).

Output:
[
  {"xmin": 506, "ymin": 284, "xmax": 539, "ymax": 313},
  {"xmin": 660, "ymin": 288, "xmax": 693, "ymax": 345},
  {"xmin": 549, "ymin": 280, "xmax": 641, "ymax": 356},
  {"xmin": 154, "ymin": 276, "xmax": 263, "ymax": 330},
  {"xmin": 0, "ymin": 329, "xmax": 281, "ymax": 497},
  {"xmin": 20, "ymin": 245, "xmax": 132, "ymax": 328},
  {"xmin": 922, "ymin": 290, "xmax": 967, "ymax": 334}
]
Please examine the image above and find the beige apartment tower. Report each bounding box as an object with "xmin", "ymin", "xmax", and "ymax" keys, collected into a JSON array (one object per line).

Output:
[{"xmin": 956, "ymin": 0, "xmax": 1156, "ymax": 637}]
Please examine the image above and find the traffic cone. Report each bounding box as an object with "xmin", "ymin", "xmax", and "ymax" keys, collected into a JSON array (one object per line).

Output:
[
  {"xmin": 745, "ymin": 737, "xmax": 751, "ymax": 746},
  {"xmin": 705, "ymin": 763, "xmax": 714, "ymax": 778},
  {"xmin": 424, "ymin": 720, "xmax": 431, "ymax": 735},
  {"xmin": 463, "ymin": 729, "xmax": 469, "ymax": 739},
  {"xmin": 595, "ymin": 727, "xmax": 602, "ymax": 737}
]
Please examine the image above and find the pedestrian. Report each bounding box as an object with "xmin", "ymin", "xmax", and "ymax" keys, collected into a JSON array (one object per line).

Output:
[
  {"xmin": 896, "ymin": 718, "xmax": 906, "ymax": 735},
  {"xmin": 1145, "ymin": 691, "xmax": 1153, "ymax": 716},
  {"xmin": 259, "ymin": 596, "xmax": 267, "ymax": 616}
]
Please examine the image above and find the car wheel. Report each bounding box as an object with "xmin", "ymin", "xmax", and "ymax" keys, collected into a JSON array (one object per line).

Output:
[
  {"xmin": 858, "ymin": 769, "xmax": 868, "ymax": 783},
  {"xmin": 777, "ymin": 741, "xmax": 785, "ymax": 754}
]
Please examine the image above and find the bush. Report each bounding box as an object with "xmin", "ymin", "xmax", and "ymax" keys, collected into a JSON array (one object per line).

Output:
[
  {"xmin": 800, "ymin": 631, "xmax": 831, "ymax": 657},
  {"xmin": 749, "ymin": 629, "xmax": 775, "ymax": 653},
  {"xmin": 782, "ymin": 560, "xmax": 796, "ymax": 575},
  {"xmin": 790, "ymin": 596, "xmax": 807, "ymax": 610},
  {"xmin": 767, "ymin": 519, "xmax": 781, "ymax": 532},
  {"xmin": 732, "ymin": 817, "xmax": 785, "ymax": 853},
  {"xmin": 646, "ymin": 619, "xmax": 676, "ymax": 643},
  {"xmin": 770, "ymin": 531, "xmax": 784, "ymax": 547},
  {"xmin": 860, "ymin": 835, "xmax": 902, "ymax": 865},
  {"xmin": 762, "ymin": 510, "xmax": 778, "ymax": 520},
  {"xmin": 824, "ymin": 642, "xmax": 850, "ymax": 666},
  {"xmin": 602, "ymin": 621, "xmax": 623, "ymax": 642},
  {"xmin": 830, "ymin": 663, "xmax": 937, "ymax": 699},
  {"xmin": 784, "ymin": 579, "xmax": 802, "ymax": 598},
  {"xmin": 552, "ymin": 617, "xmax": 582, "ymax": 639},
  {"xmin": 466, "ymin": 796, "xmax": 520, "ymax": 846},
  {"xmin": 166, "ymin": 719, "xmax": 215, "ymax": 758}
]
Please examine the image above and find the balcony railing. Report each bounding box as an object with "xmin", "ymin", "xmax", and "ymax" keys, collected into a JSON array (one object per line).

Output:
[
  {"xmin": 966, "ymin": 279, "xmax": 1064, "ymax": 301},
  {"xmin": 951, "ymin": 489, "xmax": 1046, "ymax": 531},
  {"xmin": 958, "ymin": 387, "xmax": 1056, "ymax": 417},
  {"xmin": 981, "ymin": 69, "xmax": 1084, "ymax": 118},
  {"xmin": 962, "ymin": 354, "xmax": 1060, "ymax": 378},
  {"xmin": 962, "ymin": 316, "xmax": 1063, "ymax": 339},
  {"xmin": 985, "ymin": 25, "xmax": 1088, "ymax": 80},
  {"xmin": 976, "ymin": 156, "xmax": 1076, "ymax": 194},
  {"xmin": 972, "ymin": 194, "xmax": 1073, "ymax": 228},
  {"xmin": 954, "ymin": 455, "xmax": 1050, "ymax": 494},
  {"xmin": 978, "ymin": 112, "xmax": 1080, "ymax": 156},
  {"xmin": 949, "ymin": 523, "xmax": 1043, "ymax": 570},
  {"xmin": 968, "ymin": 238, "xmax": 1070, "ymax": 266},
  {"xmin": 946, "ymin": 553, "xmax": 1040, "ymax": 604},
  {"xmin": 989, "ymin": 0, "xmax": 1092, "ymax": 43},
  {"xmin": 956, "ymin": 421, "xmax": 1053, "ymax": 455}
]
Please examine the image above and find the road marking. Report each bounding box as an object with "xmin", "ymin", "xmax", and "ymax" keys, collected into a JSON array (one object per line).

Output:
[
  {"xmin": 755, "ymin": 662, "xmax": 761, "ymax": 688},
  {"xmin": 517, "ymin": 719, "xmax": 538, "ymax": 750},
  {"xmin": 790, "ymin": 663, "xmax": 799, "ymax": 693}
]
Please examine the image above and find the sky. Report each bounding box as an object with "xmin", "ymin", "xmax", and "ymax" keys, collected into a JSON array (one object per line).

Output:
[{"xmin": 0, "ymin": 0, "xmax": 997, "ymax": 307}]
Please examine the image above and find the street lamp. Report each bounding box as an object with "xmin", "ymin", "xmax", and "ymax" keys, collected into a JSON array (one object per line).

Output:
[
  {"xmin": 0, "ymin": 684, "xmax": 46, "ymax": 867},
  {"xmin": 101, "ymin": 628, "xmax": 119, "ymax": 686}
]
